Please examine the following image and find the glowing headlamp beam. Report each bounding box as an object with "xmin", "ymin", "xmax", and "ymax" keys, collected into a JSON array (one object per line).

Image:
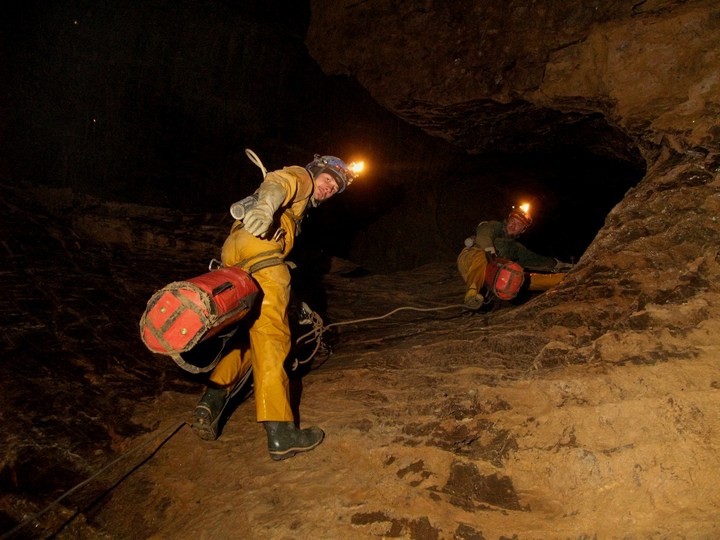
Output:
[{"xmin": 348, "ymin": 161, "xmax": 364, "ymax": 175}]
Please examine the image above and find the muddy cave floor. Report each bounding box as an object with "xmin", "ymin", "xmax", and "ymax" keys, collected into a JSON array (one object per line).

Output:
[{"xmin": 2, "ymin": 188, "xmax": 720, "ymax": 539}]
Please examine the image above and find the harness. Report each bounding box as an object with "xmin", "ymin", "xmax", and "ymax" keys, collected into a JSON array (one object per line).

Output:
[{"xmin": 235, "ymin": 247, "xmax": 285, "ymax": 274}]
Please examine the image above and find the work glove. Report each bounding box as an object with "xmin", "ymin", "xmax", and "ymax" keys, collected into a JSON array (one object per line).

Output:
[
  {"xmin": 484, "ymin": 247, "xmax": 497, "ymax": 259},
  {"xmin": 243, "ymin": 181, "xmax": 286, "ymax": 238},
  {"xmin": 553, "ymin": 259, "xmax": 574, "ymax": 272}
]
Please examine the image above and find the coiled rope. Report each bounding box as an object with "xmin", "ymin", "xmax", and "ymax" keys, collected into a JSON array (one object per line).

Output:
[{"xmin": 291, "ymin": 302, "xmax": 469, "ymax": 370}]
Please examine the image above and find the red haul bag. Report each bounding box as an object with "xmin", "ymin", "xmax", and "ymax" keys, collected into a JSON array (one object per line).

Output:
[
  {"xmin": 484, "ymin": 258, "xmax": 525, "ymax": 301},
  {"xmin": 139, "ymin": 267, "xmax": 259, "ymax": 373}
]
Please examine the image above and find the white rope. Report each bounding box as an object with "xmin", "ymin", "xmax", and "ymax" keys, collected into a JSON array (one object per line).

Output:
[
  {"xmin": 322, "ymin": 303, "xmax": 469, "ymax": 331},
  {"xmin": 245, "ymin": 148, "xmax": 267, "ymax": 178},
  {"xmin": 1, "ymin": 419, "xmax": 188, "ymax": 539},
  {"xmin": 3, "ymin": 302, "xmax": 483, "ymax": 534},
  {"xmin": 291, "ymin": 303, "xmax": 469, "ymax": 370},
  {"xmin": 2, "ymin": 301, "xmax": 477, "ymax": 534}
]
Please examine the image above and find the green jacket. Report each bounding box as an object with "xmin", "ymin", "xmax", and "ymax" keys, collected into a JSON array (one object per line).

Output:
[{"xmin": 473, "ymin": 220, "xmax": 557, "ymax": 272}]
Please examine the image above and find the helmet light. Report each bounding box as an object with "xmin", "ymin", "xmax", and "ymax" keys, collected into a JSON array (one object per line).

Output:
[
  {"xmin": 348, "ymin": 161, "xmax": 365, "ymax": 176},
  {"xmin": 509, "ymin": 201, "xmax": 532, "ymax": 228},
  {"xmin": 307, "ymin": 154, "xmax": 367, "ymax": 194}
]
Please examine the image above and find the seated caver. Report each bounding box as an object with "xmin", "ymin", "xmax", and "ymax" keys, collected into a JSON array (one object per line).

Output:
[{"xmin": 457, "ymin": 203, "xmax": 573, "ymax": 309}]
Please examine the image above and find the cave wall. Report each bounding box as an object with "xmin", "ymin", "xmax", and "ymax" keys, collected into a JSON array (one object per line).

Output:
[
  {"xmin": 2, "ymin": 0, "xmax": 499, "ymax": 272},
  {"xmin": 3, "ymin": 1, "xmax": 715, "ymax": 274}
]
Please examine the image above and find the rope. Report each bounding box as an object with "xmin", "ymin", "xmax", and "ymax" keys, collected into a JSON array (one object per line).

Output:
[
  {"xmin": 245, "ymin": 148, "xmax": 267, "ymax": 178},
  {"xmin": 291, "ymin": 302, "xmax": 469, "ymax": 370},
  {"xmin": 322, "ymin": 303, "xmax": 469, "ymax": 330},
  {"xmin": 3, "ymin": 302, "xmax": 481, "ymax": 534},
  {"xmin": 1, "ymin": 419, "xmax": 188, "ymax": 540}
]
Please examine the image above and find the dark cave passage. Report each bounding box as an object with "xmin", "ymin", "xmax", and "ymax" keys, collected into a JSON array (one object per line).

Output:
[
  {"xmin": 445, "ymin": 148, "xmax": 646, "ymax": 264},
  {"xmin": 303, "ymin": 146, "xmax": 647, "ymax": 272}
]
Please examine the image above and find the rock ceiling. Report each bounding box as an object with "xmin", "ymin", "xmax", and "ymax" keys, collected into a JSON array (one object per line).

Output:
[{"xmin": 307, "ymin": 0, "xmax": 719, "ymax": 163}]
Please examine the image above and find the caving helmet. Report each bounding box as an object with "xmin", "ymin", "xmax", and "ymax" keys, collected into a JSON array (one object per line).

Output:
[
  {"xmin": 508, "ymin": 202, "xmax": 532, "ymax": 230},
  {"xmin": 305, "ymin": 154, "xmax": 359, "ymax": 194}
]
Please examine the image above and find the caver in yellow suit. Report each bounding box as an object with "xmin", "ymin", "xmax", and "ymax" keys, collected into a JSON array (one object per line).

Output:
[
  {"xmin": 192, "ymin": 154, "xmax": 357, "ymax": 460},
  {"xmin": 458, "ymin": 207, "xmax": 573, "ymax": 309}
]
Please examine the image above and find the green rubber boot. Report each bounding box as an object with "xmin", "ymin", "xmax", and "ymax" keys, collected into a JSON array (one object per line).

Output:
[
  {"xmin": 192, "ymin": 387, "xmax": 228, "ymax": 441},
  {"xmin": 264, "ymin": 421, "xmax": 325, "ymax": 461}
]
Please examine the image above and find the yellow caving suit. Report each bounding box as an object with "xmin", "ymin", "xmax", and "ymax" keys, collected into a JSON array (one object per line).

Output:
[
  {"xmin": 457, "ymin": 246, "xmax": 490, "ymax": 302},
  {"xmin": 209, "ymin": 166, "xmax": 314, "ymax": 422}
]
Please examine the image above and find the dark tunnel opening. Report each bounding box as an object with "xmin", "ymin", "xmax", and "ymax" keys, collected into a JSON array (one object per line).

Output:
[
  {"xmin": 440, "ymin": 148, "xmax": 646, "ymax": 265},
  {"xmin": 296, "ymin": 145, "xmax": 646, "ymax": 272}
]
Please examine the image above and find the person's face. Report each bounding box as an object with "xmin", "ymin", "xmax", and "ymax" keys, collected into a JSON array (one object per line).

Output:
[
  {"xmin": 313, "ymin": 172, "xmax": 340, "ymax": 202},
  {"xmin": 506, "ymin": 215, "xmax": 527, "ymax": 237}
]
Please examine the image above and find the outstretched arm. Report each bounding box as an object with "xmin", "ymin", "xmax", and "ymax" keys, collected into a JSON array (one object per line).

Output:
[
  {"xmin": 513, "ymin": 242, "xmax": 562, "ymax": 272},
  {"xmin": 243, "ymin": 179, "xmax": 287, "ymax": 238}
]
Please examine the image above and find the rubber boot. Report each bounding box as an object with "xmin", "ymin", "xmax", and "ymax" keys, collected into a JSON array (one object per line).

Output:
[
  {"xmin": 192, "ymin": 387, "xmax": 228, "ymax": 441},
  {"xmin": 463, "ymin": 287, "xmax": 485, "ymax": 310},
  {"xmin": 264, "ymin": 421, "xmax": 325, "ymax": 461},
  {"xmin": 458, "ymin": 248, "xmax": 489, "ymax": 310}
]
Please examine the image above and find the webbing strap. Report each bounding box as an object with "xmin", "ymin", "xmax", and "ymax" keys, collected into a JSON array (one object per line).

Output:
[
  {"xmin": 170, "ymin": 326, "xmax": 240, "ymax": 375},
  {"xmin": 170, "ymin": 352, "xmax": 211, "ymax": 374},
  {"xmin": 247, "ymin": 257, "xmax": 285, "ymax": 274},
  {"xmin": 235, "ymin": 248, "xmax": 283, "ymax": 274}
]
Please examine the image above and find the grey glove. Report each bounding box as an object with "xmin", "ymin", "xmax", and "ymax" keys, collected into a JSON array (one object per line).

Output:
[
  {"xmin": 243, "ymin": 181, "xmax": 286, "ymax": 238},
  {"xmin": 553, "ymin": 259, "xmax": 574, "ymax": 272}
]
